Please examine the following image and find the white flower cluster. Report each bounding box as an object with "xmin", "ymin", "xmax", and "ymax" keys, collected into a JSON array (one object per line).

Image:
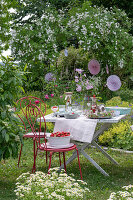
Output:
[
  {"xmin": 66, "ymin": 6, "xmax": 133, "ymax": 68},
  {"xmin": 14, "ymin": 167, "xmax": 90, "ymax": 200},
  {"xmin": 11, "ymin": 3, "xmax": 133, "ymax": 70},
  {"xmin": 12, "ymin": 7, "xmax": 66, "ymax": 63},
  {"xmin": 108, "ymin": 185, "xmax": 133, "ymax": 200}
]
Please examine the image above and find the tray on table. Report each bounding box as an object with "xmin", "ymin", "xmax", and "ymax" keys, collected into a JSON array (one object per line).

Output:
[{"xmin": 89, "ymin": 116, "xmax": 112, "ymax": 119}]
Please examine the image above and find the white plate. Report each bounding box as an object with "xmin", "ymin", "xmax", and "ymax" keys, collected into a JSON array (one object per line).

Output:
[{"xmin": 41, "ymin": 143, "xmax": 74, "ymax": 149}]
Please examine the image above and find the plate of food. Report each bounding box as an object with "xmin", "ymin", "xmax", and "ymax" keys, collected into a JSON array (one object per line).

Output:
[{"xmin": 88, "ymin": 110, "xmax": 114, "ymax": 119}]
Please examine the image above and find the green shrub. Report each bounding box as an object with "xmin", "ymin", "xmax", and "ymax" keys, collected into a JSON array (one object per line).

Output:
[
  {"xmin": 0, "ymin": 56, "xmax": 25, "ymax": 160},
  {"xmin": 98, "ymin": 120, "xmax": 133, "ymax": 150},
  {"xmin": 99, "ymin": 96, "xmax": 133, "ymax": 150},
  {"xmin": 116, "ymin": 88, "xmax": 133, "ymax": 102},
  {"xmin": 105, "ymin": 96, "xmax": 133, "ymax": 108},
  {"xmin": 57, "ymin": 46, "xmax": 90, "ymax": 80}
]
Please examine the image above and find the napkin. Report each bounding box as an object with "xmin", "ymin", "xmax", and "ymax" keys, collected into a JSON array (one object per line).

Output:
[{"xmin": 53, "ymin": 118, "xmax": 97, "ymax": 143}]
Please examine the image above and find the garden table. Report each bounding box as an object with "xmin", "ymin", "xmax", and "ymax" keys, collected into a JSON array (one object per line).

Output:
[{"xmin": 38, "ymin": 114, "xmax": 126, "ymax": 176}]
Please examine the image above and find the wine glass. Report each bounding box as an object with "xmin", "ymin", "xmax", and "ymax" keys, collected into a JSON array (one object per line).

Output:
[{"xmin": 51, "ymin": 106, "xmax": 58, "ymax": 116}]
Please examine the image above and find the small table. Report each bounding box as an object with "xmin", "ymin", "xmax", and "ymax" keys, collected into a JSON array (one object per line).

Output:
[{"xmin": 39, "ymin": 114, "xmax": 126, "ymax": 176}]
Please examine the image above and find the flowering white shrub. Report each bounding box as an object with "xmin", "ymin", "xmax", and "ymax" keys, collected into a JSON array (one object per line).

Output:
[
  {"xmin": 12, "ymin": 6, "xmax": 65, "ymax": 63},
  {"xmin": 12, "ymin": 2, "xmax": 133, "ymax": 70},
  {"xmin": 11, "ymin": 2, "xmax": 132, "ymax": 91},
  {"xmin": 108, "ymin": 185, "xmax": 133, "ymax": 200},
  {"xmin": 14, "ymin": 168, "xmax": 91, "ymax": 200},
  {"xmin": 66, "ymin": 2, "xmax": 133, "ymax": 69}
]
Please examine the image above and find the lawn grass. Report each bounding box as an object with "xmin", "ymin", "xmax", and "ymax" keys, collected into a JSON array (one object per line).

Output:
[{"xmin": 0, "ymin": 139, "xmax": 133, "ymax": 200}]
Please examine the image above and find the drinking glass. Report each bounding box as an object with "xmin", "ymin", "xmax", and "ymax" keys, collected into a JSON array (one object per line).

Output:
[
  {"xmin": 59, "ymin": 105, "xmax": 65, "ymax": 113},
  {"xmin": 72, "ymin": 104, "xmax": 78, "ymax": 112},
  {"xmin": 51, "ymin": 106, "xmax": 58, "ymax": 116},
  {"xmin": 67, "ymin": 105, "xmax": 72, "ymax": 112}
]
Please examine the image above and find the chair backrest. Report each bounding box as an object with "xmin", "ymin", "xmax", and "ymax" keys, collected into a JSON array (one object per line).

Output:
[{"xmin": 15, "ymin": 96, "xmax": 46, "ymax": 144}]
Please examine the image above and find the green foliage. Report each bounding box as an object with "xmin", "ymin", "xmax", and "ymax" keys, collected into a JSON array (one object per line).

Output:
[
  {"xmin": 0, "ymin": 56, "xmax": 25, "ymax": 161},
  {"xmin": 47, "ymin": 0, "xmax": 85, "ymax": 10},
  {"xmin": 65, "ymin": 4, "xmax": 133, "ymax": 100},
  {"xmin": 98, "ymin": 120, "xmax": 133, "ymax": 150},
  {"xmin": 91, "ymin": 0, "xmax": 133, "ymax": 19},
  {"xmin": 0, "ymin": 0, "xmax": 11, "ymax": 53},
  {"xmin": 43, "ymin": 81, "xmax": 67, "ymax": 107},
  {"xmin": 57, "ymin": 46, "xmax": 90, "ymax": 80},
  {"xmin": 0, "ymin": 139, "xmax": 133, "ymax": 200},
  {"xmin": 116, "ymin": 88, "xmax": 133, "ymax": 102},
  {"xmin": 105, "ymin": 96, "xmax": 132, "ymax": 107},
  {"xmin": 67, "ymin": 2, "xmax": 133, "ymax": 73},
  {"xmin": 41, "ymin": 108, "xmax": 54, "ymax": 133},
  {"xmin": 99, "ymin": 96, "xmax": 133, "ymax": 150},
  {"xmin": 11, "ymin": 1, "xmax": 133, "ymax": 93},
  {"xmin": 0, "ymin": 0, "xmax": 18, "ymax": 53},
  {"xmin": 11, "ymin": 3, "xmax": 66, "ymax": 91},
  {"xmin": 91, "ymin": 0, "xmax": 133, "ymax": 34}
]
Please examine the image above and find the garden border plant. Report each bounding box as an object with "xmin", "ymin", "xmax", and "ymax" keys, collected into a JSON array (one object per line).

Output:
[
  {"xmin": 0, "ymin": 56, "xmax": 25, "ymax": 160},
  {"xmin": 98, "ymin": 96, "xmax": 133, "ymax": 151},
  {"xmin": 14, "ymin": 167, "xmax": 91, "ymax": 200}
]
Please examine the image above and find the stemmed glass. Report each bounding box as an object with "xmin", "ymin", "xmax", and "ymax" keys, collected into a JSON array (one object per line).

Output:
[{"xmin": 51, "ymin": 106, "xmax": 58, "ymax": 116}]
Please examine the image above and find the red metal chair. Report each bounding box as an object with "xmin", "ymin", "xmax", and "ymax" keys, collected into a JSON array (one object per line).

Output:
[
  {"xmin": 16, "ymin": 96, "xmax": 82, "ymax": 179},
  {"xmin": 38, "ymin": 143, "xmax": 82, "ymax": 180},
  {"xmin": 15, "ymin": 96, "xmax": 47, "ymax": 172}
]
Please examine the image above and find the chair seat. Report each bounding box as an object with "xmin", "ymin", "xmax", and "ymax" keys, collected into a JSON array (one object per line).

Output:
[
  {"xmin": 39, "ymin": 143, "xmax": 76, "ymax": 152},
  {"xmin": 24, "ymin": 132, "xmax": 51, "ymax": 138}
]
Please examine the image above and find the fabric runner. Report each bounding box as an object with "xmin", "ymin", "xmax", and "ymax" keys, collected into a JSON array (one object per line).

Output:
[{"xmin": 53, "ymin": 118, "xmax": 97, "ymax": 143}]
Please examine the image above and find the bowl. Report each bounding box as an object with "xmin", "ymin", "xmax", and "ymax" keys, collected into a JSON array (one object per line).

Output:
[
  {"xmin": 48, "ymin": 136, "xmax": 70, "ymax": 147},
  {"xmin": 65, "ymin": 113, "xmax": 79, "ymax": 119},
  {"xmin": 105, "ymin": 107, "xmax": 131, "ymax": 115}
]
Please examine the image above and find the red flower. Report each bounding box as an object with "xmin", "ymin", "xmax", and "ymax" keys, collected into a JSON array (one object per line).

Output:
[
  {"xmin": 35, "ymin": 100, "xmax": 40, "ymax": 104},
  {"xmin": 45, "ymin": 94, "xmax": 49, "ymax": 99},
  {"xmin": 51, "ymin": 94, "xmax": 54, "ymax": 97}
]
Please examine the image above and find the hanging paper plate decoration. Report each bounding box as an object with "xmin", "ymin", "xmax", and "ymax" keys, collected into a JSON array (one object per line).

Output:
[
  {"xmin": 88, "ymin": 59, "xmax": 100, "ymax": 75},
  {"xmin": 45, "ymin": 73, "xmax": 55, "ymax": 82},
  {"xmin": 107, "ymin": 75, "xmax": 121, "ymax": 91}
]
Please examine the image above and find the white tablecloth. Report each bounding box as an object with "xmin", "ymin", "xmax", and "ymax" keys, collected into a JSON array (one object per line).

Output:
[{"xmin": 53, "ymin": 118, "xmax": 97, "ymax": 143}]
